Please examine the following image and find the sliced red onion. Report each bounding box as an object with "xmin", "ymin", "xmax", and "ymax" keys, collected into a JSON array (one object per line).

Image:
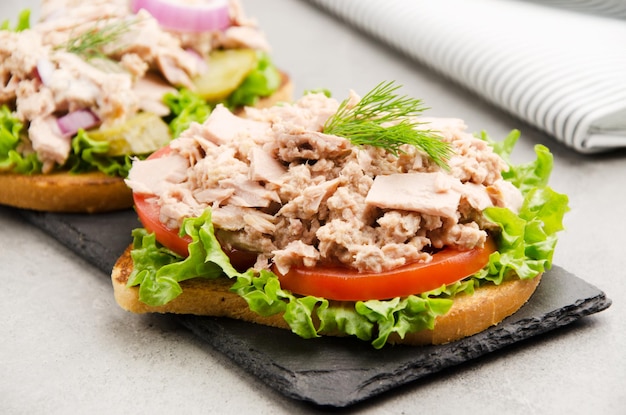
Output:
[
  {"xmin": 56, "ymin": 109, "xmax": 101, "ymax": 137},
  {"xmin": 130, "ymin": 0, "xmax": 231, "ymax": 33},
  {"xmin": 36, "ymin": 58, "xmax": 55, "ymax": 86}
]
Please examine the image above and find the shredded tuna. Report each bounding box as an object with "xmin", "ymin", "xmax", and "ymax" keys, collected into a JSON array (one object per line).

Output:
[
  {"xmin": 249, "ymin": 146, "xmax": 287, "ymax": 182},
  {"xmin": 219, "ymin": 177, "xmax": 280, "ymax": 208},
  {"xmin": 487, "ymin": 178, "xmax": 524, "ymax": 212},
  {"xmin": 127, "ymin": 92, "xmax": 523, "ymax": 273},
  {"xmin": 202, "ymin": 104, "xmax": 270, "ymax": 145},
  {"xmin": 125, "ymin": 153, "xmax": 189, "ymax": 196},
  {"xmin": 273, "ymin": 241, "xmax": 321, "ymax": 275},
  {"xmin": 15, "ymin": 81, "xmax": 55, "ymax": 122},
  {"xmin": 133, "ymin": 74, "xmax": 177, "ymax": 117},
  {"xmin": 28, "ymin": 116, "xmax": 71, "ymax": 172},
  {"xmin": 219, "ymin": 26, "xmax": 271, "ymax": 51},
  {"xmin": 366, "ymin": 172, "xmax": 465, "ymax": 219}
]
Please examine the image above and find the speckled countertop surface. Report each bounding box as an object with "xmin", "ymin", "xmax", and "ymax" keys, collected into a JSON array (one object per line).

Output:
[{"xmin": 1, "ymin": 1, "xmax": 624, "ymax": 414}]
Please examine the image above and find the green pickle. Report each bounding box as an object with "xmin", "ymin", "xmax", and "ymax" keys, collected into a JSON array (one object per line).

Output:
[
  {"xmin": 87, "ymin": 112, "xmax": 171, "ymax": 156},
  {"xmin": 193, "ymin": 49, "xmax": 258, "ymax": 102}
]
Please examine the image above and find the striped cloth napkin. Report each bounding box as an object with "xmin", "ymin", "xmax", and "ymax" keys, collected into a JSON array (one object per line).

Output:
[{"xmin": 304, "ymin": 0, "xmax": 626, "ymax": 153}]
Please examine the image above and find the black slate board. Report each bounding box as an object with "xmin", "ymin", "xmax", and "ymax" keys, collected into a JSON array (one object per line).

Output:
[
  {"xmin": 19, "ymin": 209, "xmax": 612, "ymax": 408},
  {"xmin": 21, "ymin": 209, "xmax": 141, "ymax": 273}
]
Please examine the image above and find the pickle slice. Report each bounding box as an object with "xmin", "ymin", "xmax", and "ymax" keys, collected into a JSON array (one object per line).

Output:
[
  {"xmin": 193, "ymin": 49, "xmax": 258, "ymax": 102},
  {"xmin": 87, "ymin": 112, "xmax": 171, "ymax": 156}
]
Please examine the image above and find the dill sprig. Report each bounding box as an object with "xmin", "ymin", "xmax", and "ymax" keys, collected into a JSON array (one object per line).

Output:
[
  {"xmin": 324, "ymin": 81, "xmax": 453, "ymax": 169},
  {"xmin": 61, "ymin": 18, "xmax": 133, "ymax": 60}
]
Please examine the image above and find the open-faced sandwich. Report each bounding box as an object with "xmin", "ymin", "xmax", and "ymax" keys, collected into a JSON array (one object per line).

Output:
[
  {"xmin": 111, "ymin": 81, "xmax": 569, "ymax": 348},
  {"xmin": 0, "ymin": 0, "xmax": 292, "ymax": 213}
]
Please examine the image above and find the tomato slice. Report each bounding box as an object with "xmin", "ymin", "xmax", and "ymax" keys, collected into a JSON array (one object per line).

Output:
[
  {"xmin": 134, "ymin": 144, "xmax": 496, "ymax": 300},
  {"xmin": 273, "ymin": 238, "xmax": 496, "ymax": 301},
  {"xmin": 133, "ymin": 145, "xmax": 256, "ymax": 270},
  {"xmin": 132, "ymin": 145, "xmax": 192, "ymax": 258},
  {"xmin": 134, "ymin": 192, "xmax": 192, "ymax": 257}
]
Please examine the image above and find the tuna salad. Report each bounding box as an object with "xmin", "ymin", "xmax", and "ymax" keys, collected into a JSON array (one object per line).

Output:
[
  {"xmin": 126, "ymin": 87, "xmax": 524, "ymax": 274},
  {"xmin": 0, "ymin": 0, "xmax": 279, "ymax": 175}
]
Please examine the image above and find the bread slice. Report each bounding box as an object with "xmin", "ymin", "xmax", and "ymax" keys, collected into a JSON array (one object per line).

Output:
[
  {"xmin": 0, "ymin": 73, "xmax": 293, "ymax": 213},
  {"xmin": 111, "ymin": 244, "xmax": 541, "ymax": 346},
  {"xmin": 0, "ymin": 170, "xmax": 133, "ymax": 213},
  {"xmin": 395, "ymin": 272, "xmax": 541, "ymax": 345}
]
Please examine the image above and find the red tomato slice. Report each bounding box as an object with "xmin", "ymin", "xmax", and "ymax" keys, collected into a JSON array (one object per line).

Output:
[
  {"xmin": 273, "ymin": 238, "xmax": 496, "ymax": 301},
  {"xmin": 134, "ymin": 144, "xmax": 496, "ymax": 300},
  {"xmin": 133, "ymin": 145, "xmax": 192, "ymax": 258},
  {"xmin": 134, "ymin": 185, "xmax": 258, "ymax": 269},
  {"xmin": 133, "ymin": 145, "xmax": 256, "ymax": 270},
  {"xmin": 134, "ymin": 191, "xmax": 192, "ymax": 257}
]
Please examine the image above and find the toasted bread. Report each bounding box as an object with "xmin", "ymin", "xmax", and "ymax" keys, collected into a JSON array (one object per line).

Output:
[{"xmin": 111, "ymin": 244, "xmax": 541, "ymax": 346}]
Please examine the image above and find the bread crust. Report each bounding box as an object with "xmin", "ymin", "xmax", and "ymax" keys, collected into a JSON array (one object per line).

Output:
[
  {"xmin": 392, "ymin": 273, "xmax": 541, "ymax": 345},
  {"xmin": 0, "ymin": 74, "xmax": 293, "ymax": 213},
  {"xmin": 111, "ymin": 244, "xmax": 541, "ymax": 346},
  {"xmin": 0, "ymin": 170, "xmax": 133, "ymax": 213}
]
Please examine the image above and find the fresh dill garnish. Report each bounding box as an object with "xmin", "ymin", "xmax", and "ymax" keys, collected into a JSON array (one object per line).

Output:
[
  {"xmin": 60, "ymin": 18, "xmax": 134, "ymax": 60},
  {"xmin": 323, "ymin": 81, "xmax": 453, "ymax": 169}
]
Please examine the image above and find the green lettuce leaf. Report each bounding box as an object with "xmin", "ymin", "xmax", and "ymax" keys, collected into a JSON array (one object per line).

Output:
[
  {"xmin": 127, "ymin": 210, "xmax": 240, "ymax": 306},
  {"xmin": 163, "ymin": 88, "xmax": 214, "ymax": 138},
  {"xmin": 477, "ymin": 130, "xmax": 569, "ymax": 284},
  {"xmin": 66, "ymin": 130, "xmax": 134, "ymax": 177},
  {"xmin": 226, "ymin": 51, "xmax": 282, "ymax": 108},
  {"xmin": 127, "ymin": 128, "xmax": 569, "ymax": 348},
  {"xmin": 0, "ymin": 105, "xmax": 42, "ymax": 174}
]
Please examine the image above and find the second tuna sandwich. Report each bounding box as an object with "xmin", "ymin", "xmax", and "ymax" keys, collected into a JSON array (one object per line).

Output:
[{"xmin": 0, "ymin": 0, "xmax": 291, "ymax": 213}]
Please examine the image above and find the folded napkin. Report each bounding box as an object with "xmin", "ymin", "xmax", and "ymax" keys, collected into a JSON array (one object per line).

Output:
[{"xmin": 305, "ymin": 0, "xmax": 626, "ymax": 153}]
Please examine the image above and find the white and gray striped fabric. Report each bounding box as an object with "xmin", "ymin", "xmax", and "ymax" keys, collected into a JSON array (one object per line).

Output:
[{"xmin": 305, "ymin": 0, "xmax": 626, "ymax": 153}]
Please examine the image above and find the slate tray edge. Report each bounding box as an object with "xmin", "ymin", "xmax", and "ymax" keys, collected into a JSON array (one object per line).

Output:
[{"xmin": 179, "ymin": 275, "xmax": 612, "ymax": 408}]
